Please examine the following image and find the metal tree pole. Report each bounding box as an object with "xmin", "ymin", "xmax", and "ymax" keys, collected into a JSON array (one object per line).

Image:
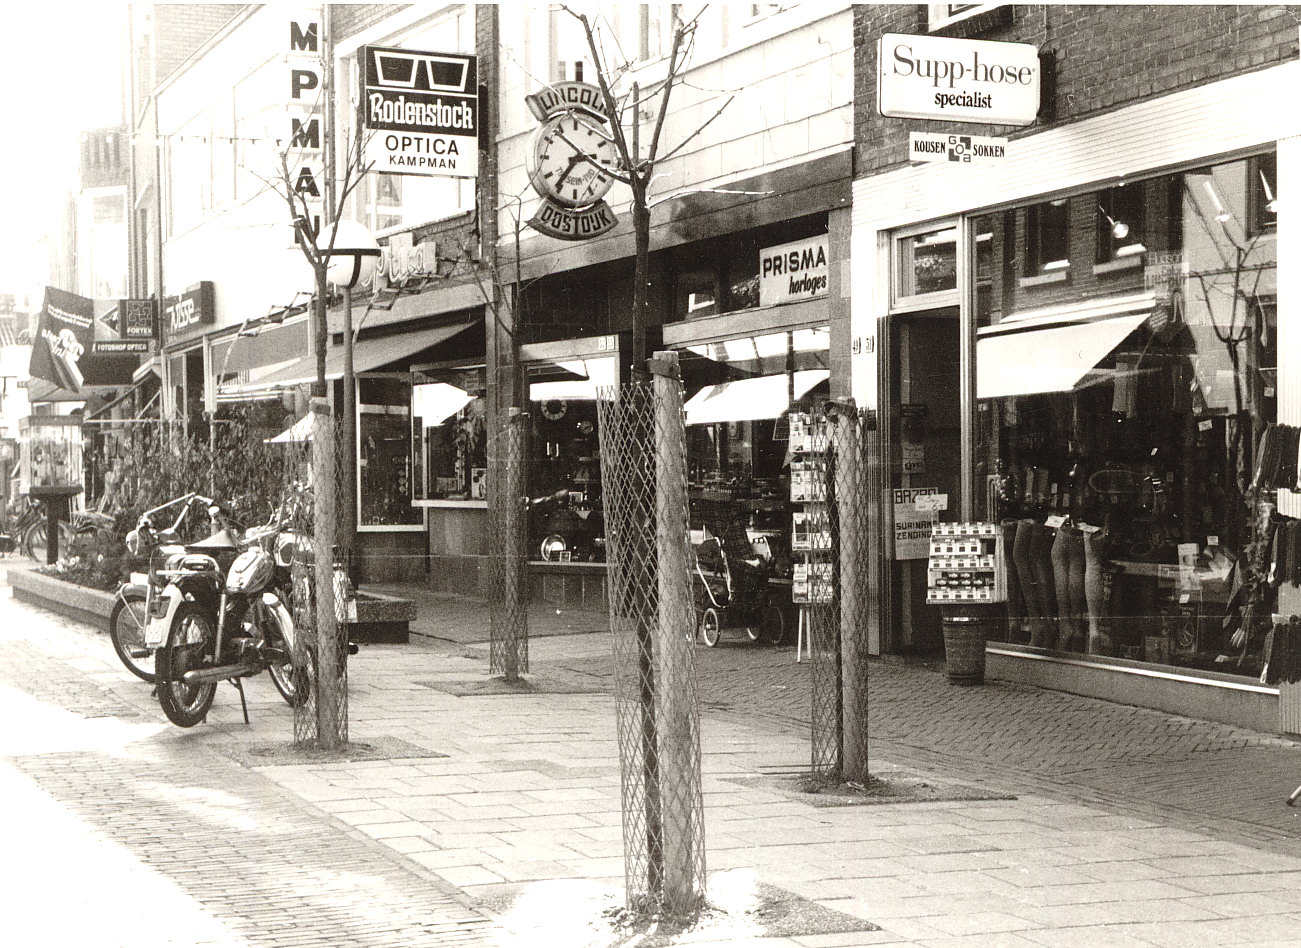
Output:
[
  {"xmin": 342, "ymin": 283, "xmax": 357, "ymax": 582},
  {"xmin": 833, "ymin": 400, "xmax": 869, "ymax": 782},
  {"xmin": 312, "ymin": 397, "xmax": 342, "ymax": 749},
  {"xmin": 651, "ymin": 350, "xmax": 704, "ymax": 914}
]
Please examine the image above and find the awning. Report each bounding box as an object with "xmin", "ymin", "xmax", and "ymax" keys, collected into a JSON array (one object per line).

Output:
[
  {"xmin": 977, "ymin": 313, "xmax": 1148, "ymax": 399},
  {"xmin": 226, "ymin": 321, "xmax": 478, "ymax": 392},
  {"xmin": 265, "ymin": 413, "xmax": 314, "ymax": 443},
  {"xmin": 684, "ymin": 369, "xmax": 829, "ymax": 426}
]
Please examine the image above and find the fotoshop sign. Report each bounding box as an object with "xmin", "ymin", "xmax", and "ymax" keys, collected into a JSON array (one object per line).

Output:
[
  {"xmin": 878, "ymin": 33, "xmax": 1040, "ymax": 127},
  {"xmin": 361, "ymin": 46, "xmax": 478, "ymax": 178}
]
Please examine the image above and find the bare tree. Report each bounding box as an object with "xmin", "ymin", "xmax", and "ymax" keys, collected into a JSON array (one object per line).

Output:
[{"xmin": 560, "ymin": 5, "xmax": 732, "ymax": 370}]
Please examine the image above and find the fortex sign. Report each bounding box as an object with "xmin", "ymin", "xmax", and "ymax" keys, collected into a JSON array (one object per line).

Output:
[
  {"xmin": 361, "ymin": 46, "xmax": 478, "ymax": 178},
  {"xmin": 878, "ymin": 33, "xmax": 1040, "ymax": 127}
]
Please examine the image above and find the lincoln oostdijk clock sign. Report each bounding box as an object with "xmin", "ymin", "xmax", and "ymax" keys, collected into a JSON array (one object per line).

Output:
[{"xmin": 525, "ymin": 81, "xmax": 620, "ymax": 241}]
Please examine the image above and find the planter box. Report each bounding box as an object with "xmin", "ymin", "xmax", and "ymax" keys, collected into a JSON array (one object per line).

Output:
[
  {"xmin": 10, "ymin": 569, "xmax": 116, "ymax": 631},
  {"xmin": 349, "ymin": 589, "xmax": 416, "ymax": 644}
]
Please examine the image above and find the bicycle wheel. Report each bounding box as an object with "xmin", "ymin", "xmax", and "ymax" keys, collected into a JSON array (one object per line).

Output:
[
  {"xmin": 157, "ymin": 603, "xmax": 218, "ymax": 728},
  {"xmin": 22, "ymin": 520, "xmax": 75, "ymax": 562},
  {"xmin": 109, "ymin": 590, "xmax": 155, "ymax": 682}
]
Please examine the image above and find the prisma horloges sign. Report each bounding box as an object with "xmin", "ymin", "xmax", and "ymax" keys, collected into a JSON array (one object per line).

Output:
[
  {"xmin": 878, "ymin": 33, "xmax": 1040, "ymax": 127},
  {"xmin": 361, "ymin": 45, "xmax": 478, "ymax": 178}
]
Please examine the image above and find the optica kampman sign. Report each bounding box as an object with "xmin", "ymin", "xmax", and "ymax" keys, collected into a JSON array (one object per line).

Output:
[{"xmin": 361, "ymin": 46, "xmax": 478, "ymax": 178}]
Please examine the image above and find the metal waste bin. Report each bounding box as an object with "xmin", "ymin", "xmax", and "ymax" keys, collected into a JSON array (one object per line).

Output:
[{"xmin": 940, "ymin": 604, "xmax": 996, "ymax": 685}]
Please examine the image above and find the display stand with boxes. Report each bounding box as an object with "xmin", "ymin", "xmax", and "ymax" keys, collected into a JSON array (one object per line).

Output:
[
  {"xmin": 789, "ymin": 414, "xmax": 831, "ymax": 662},
  {"xmin": 927, "ymin": 522, "xmax": 1007, "ymax": 684}
]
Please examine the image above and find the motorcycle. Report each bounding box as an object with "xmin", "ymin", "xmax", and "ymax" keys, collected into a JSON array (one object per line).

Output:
[
  {"xmin": 109, "ymin": 492, "xmax": 311, "ymax": 727},
  {"xmin": 530, "ymin": 488, "xmax": 606, "ymax": 562}
]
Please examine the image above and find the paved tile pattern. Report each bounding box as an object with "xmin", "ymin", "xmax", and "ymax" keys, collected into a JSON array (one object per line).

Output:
[
  {"xmin": 0, "ymin": 613, "xmax": 496, "ymax": 948},
  {"xmin": 12, "ymin": 583, "xmax": 1301, "ymax": 946}
]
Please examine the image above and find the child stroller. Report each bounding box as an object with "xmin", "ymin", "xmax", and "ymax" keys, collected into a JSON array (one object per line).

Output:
[{"xmin": 691, "ymin": 498, "xmax": 785, "ymax": 647}]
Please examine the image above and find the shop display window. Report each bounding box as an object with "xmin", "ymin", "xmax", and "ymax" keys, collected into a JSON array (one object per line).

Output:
[
  {"xmin": 412, "ymin": 367, "xmax": 486, "ymax": 504},
  {"xmin": 896, "ymin": 226, "xmax": 958, "ymax": 299},
  {"xmin": 678, "ymin": 327, "xmax": 831, "ymax": 581},
  {"xmin": 357, "ymin": 375, "xmax": 423, "ymax": 531},
  {"xmin": 525, "ymin": 355, "xmax": 617, "ymax": 562},
  {"xmin": 1026, "ymin": 200, "xmax": 1069, "ymax": 274},
  {"xmin": 972, "ymin": 152, "xmax": 1279, "ymax": 678},
  {"xmin": 1095, "ymin": 184, "xmax": 1147, "ymax": 263}
]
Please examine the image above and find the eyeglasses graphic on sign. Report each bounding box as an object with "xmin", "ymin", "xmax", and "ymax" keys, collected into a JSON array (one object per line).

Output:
[{"xmin": 371, "ymin": 50, "xmax": 469, "ymax": 93}]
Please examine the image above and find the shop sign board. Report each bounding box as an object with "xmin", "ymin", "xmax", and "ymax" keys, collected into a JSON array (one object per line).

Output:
[
  {"xmin": 909, "ymin": 131, "xmax": 1007, "ymax": 164},
  {"xmin": 361, "ymin": 46, "xmax": 478, "ymax": 178},
  {"xmin": 163, "ymin": 282, "xmax": 215, "ymax": 340},
  {"xmin": 118, "ymin": 298, "xmax": 157, "ymax": 340},
  {"xmin": 878, "ymin": 33, "xmax": 1040, "ymax": 127},
  {"xmin": 759, "ymin": 236, "xmax": 829, "ymax": 307},
  {"xmin": 890, "ymin": 486, "xmax": 939, "ymax": 560},
  {"xmin": 285, "ymin": 10, "xmax": 324, "ymax": 236},
  {"xmin": 528, "ymin": 197, "xmax": 618, "ymax": 241}
]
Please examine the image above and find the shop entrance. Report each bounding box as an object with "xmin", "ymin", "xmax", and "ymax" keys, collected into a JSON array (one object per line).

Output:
[{"xmin": 885, "ymin": 306, "xmax": 962, "ymax": 653}]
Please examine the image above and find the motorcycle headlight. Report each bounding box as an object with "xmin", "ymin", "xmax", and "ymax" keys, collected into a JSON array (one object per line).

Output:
[
  {"xmin": 540, "ymin": 534, "xmax": 568, "ymax": 562},
  {"xmin": 125, "ymin": 529, "xmax": 141, "ymax": 557}
]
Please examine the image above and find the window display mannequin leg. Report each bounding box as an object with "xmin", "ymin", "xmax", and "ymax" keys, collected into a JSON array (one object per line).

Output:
[
  {"xmin": 1051, "ymin": 525, "xmax": 1088, "ymax": 651},
  {"xmin": 1083, "ymin": 528, "xmax": 1109, "ymax": 654},
  {"xmin": 1013, "ymin": 519, "xmax": 1052, "ymax": 646},
  {"xmin": 1029, "ymin": 523, "xmax": 1059, "ymax": 643}
]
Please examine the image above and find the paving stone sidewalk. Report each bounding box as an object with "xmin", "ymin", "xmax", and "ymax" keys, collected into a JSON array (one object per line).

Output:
[{"xmin": 10, "ymin": 584, "xmax": 1301, "ymax": 946}]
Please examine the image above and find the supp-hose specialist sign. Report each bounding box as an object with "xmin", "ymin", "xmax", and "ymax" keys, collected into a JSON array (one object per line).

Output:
[
  {"xmin": 361, "ymin": 46, "xmax": 478, "ymax": 178},
  {"xmin": 879, "ymin": 33, "xmax": 1039, "ymax": 127}
]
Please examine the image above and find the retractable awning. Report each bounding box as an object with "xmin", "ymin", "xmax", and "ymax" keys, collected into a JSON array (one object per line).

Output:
[
  {"xmin": 976, "ymin": 313, "xmax": 1148, "ymax": 399},
  {"xmin": 684, "ymin": 369, "xmax": 829, "ymax": 426},
  {"xmin": 226, "ymin": 321, "xmax": 478, "ymax": 392}
]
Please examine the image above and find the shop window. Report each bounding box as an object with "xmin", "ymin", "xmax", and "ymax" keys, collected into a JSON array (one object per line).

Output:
[
  {"xmin": 678, "ymin": 327, "xmax": 831, "ymax": 583},
  {"xmin": 1096, "ymin": 185, "xmax": 1147, "ymax": 265},
  {"xmin": 1249, "ymin": 152, "xmax": 1278, "ymax": 236},
  {"xmin": 674, "ymin": 267, "xmax": 719, "ymax": 318},
  {"xmin": 971, "ymin": 153, "xmax": 1280, "ymax": 680},
  {"xmin": 412, "ymin": 367, "xmax": 486, "ymax": 504},
  {"xmin": 525, "ymin": 355, "xmax": 618, "ymax": 562},
  {"xmin": 1025, "ymin": 200, "xmax": 1069, "ymax": 277},
  {"xmin": 896, "ymin": 226, "xmax": 958, "ymax": 300},
  {"xmin": 357, "ymin": 375, "xmax": 423, "ymax": 530}
]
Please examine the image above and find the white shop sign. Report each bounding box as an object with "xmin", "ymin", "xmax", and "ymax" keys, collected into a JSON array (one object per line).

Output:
[
  {"xmin": 879, "ymin": 33, "xmax": 1040, "ymax": 127},
  {"xmin": 759, "ymin": 235, "xmax": 829, "ymax": 307},
  {"xmin": 909, "ymin": 131, "xmax": 1008, "ymax": 164},
  {"xmin": 890, "ymin": 486, "xmax": 940, "ymax": 560}
]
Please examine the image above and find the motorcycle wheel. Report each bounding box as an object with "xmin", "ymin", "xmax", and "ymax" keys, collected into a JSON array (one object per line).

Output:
[
  {"xmin": 263, "ymin": 593, "xmax": 310, "ymax": 707},
  {"xmin": 699, "ymin": 607, "xmax": 723, "ymax": 647},
  {"xmin": 109, "ymin": 590, "xmax": 155, "ymax": 682},
  {"xmin": 157, "ymin": 603, "xmax": 218, "ymax": 728}
]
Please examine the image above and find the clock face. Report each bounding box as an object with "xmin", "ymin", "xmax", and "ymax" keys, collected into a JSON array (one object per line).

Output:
[{"xmin": 529, "ymin": 113, "xmax": 619, "ymax": 208}]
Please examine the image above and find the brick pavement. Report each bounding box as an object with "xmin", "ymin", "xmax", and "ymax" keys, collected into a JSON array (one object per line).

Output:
[{"xmin": 11, "ymin": 583, "xmax": 1301, "ymax": 945}]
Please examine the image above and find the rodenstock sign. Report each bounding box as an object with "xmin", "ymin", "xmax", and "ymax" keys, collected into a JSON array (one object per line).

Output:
[
  {"xmin": 361, "ymin": 46, "xmax": 478, "ymax": 178},
  {"xmin": 878, "ymin": 33, "xmax": 1040, "ymax": 127}
]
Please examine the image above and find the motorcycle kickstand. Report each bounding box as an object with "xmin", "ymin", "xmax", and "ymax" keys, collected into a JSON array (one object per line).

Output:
[{"xmin": 230, "ymin": 678, "xmax": 250, "ymax": 725}]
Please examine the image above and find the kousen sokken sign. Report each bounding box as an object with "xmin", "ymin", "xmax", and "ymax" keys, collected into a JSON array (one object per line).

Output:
[{"xmin": 878, "ymin": 33, "xmax": 1040, "ymax": 127}]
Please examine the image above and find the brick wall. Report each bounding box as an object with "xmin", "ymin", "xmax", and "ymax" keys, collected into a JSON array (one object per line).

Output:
[
  {"xmin": 151, "ymin": 4, "xmax": 244, "ymax": 88},
  {"xmin": 854, "ymin": 4, "xmax": 1301, "ymax": 179},
  {"xmin": 330, "ymin": 4, "xmax": 406, "ymax": 40}
]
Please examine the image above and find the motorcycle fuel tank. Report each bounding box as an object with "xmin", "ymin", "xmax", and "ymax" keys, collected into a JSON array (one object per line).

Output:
[{"xmin": 226, "ymin": 548, "xmax": 274, "ymax": 595}]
